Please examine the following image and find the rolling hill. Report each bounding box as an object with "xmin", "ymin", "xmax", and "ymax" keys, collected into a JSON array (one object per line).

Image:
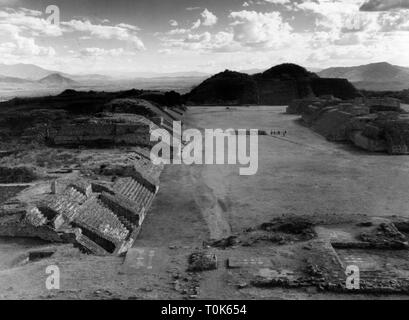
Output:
[
  {"xmin": 0, "ymin": 63, "xmax": 110, "ymax": 83},
  {"xmin": 0, "ymin": 63, "xmax": 58, "ymax": 80},
  {"xmin": 318, "ymin": 62, "xmax": 409, "ymax": 91},
  {"xmin": 0, "ymin": 75, "xmax": 33, "ymax": 84}
]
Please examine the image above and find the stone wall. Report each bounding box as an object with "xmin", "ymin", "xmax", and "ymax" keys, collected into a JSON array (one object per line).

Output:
[
  {"xmin": 384, "ymin": 121, "xmax": 409, "ymax": 155},
  {"xmin": 290, "ymin": 96, "xmax": 409, "ymax": 155},
  {"xmin": 49, "ymin": 116, "xmax": 154, "ymax": 147},
  {"xmin": 350, "ymin": 132, "xmax": 387, "ymax": 152},
  {"xmin": 311, "ymin": 78, "xmax": 361, "ymax": 100},
  {"xmin": 312, "ymin": 109, "xmax": 354, "ymax": 141},
  {"xmin": 366, "ymin": 98, "xmax": 402, "ymax": 113}
]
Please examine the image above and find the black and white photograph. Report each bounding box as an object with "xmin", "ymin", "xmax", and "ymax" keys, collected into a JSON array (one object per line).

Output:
[{"xmin": 0, "ymin": 0, "xmax": 409, "ymax": 307}]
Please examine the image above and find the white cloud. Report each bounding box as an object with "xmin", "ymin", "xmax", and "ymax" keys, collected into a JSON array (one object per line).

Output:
[
  {"xmin": 169, "ymin": 19, "xmax": 178, "ymax": 27},
  {"xmin": 191, "ymin": 19, "xmax": 201, "ymax": 29},
  {"xmin": 158, "ymin": 48, "xmax": 173, "ymax": 54},
  {"xmin": 4, "ymin": 1, "xmax": 409, "ymax": 73},
  {"xmin": 0, "ymin": 25, "xmax": 56, "ymax": 57},
  {"xmin": 19, "ymin": 8, "xmax": 42, "ymax": 16},
  {"xmin": 229, "ymin": 10, "xmax": 293, "ymax": 48},
  {"xmin": 158, "ymin": 9, "xmax": 295, "ymax": 55},
  {"xmin": 201, "ymin": 9, "xmax": 218, "ymax": 26},
  {"xmin": 291, "ymin": 0, "xmax": 409, "ymax": 67},
  {"xmin": 158, "ymin": 9, "xmax": 294, "ymax": 54},
  {"xmin": 79, "ymin": 47, "xmax": 126, "ymax": 57},
  {"xmin": 264, "ymin": 0, "xmax": 290, "ymax": 4},
  {"xmin": 115, "ymin": 23, "xmax": 140, "ymax": 31},
  {"xmin": 360, "ymin": 0, "xmax": 409, "ymax": 11},
  {"xmin": 377, "ymin": 10, "xmax": 409, "ymax": 31},
  {"xmin": 62, "ymin": 19, "xmax": 145, "ymax": 50},
  {"xmin": 0, "ymin": 9, "xmax": 57, "ymax": 60},
  {"xmin": 0, "ymin": 8, "xmax": 63, "ymax": 37},
  {"xmin": 0, "ymin": 0, "xmax": 19, "ymax": 5}
]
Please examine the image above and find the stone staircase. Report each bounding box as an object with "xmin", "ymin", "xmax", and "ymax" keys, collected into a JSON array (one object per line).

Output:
[
  {"xmin": 113, "ymin": 177, "xmax": 155, "ymax": 207},
  {"xmin": 75, "ymin": 233, "xmax": 110, "ymax": 256},
  {"xmin": 112, "ymin": 177, "xmax": 157, "ymax": 227},
  {"xmin": 34, "ymin": 177, "xmax": 158, "ymax": 256},
  {"xmin": 75, "ymin": 198, "xmax": 129, "ymax": 243},
  {"xmin": 64, "ymin": 186, "xmax": 88, "ymax": 204},
  {"xmin": 46, "ymin": 195, "xmax": 82, "ymax": 221}
]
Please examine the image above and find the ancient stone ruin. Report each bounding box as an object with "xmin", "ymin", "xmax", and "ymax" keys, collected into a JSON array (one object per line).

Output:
[
  {"xmin": 47, "ymin": 113, "xmax": 160, "ymax": 148},
  {"xmin": 0, "ymin": 149, "xmax": 164, "ymax": 256},
  {"xmin": 288, "ymin": 96, "xmax": 409, "ymax": 154},
  {"xmin": 186, "ymin": 63, "xmax": 360, "ymax": 106},
  {"xmin": 0, "ymin": 90, "xmax": 184, "ymax": 256}
]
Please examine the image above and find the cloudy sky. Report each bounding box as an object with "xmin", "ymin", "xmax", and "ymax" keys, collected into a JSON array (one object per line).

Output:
[{"xmin": 0, "ymin": 0, "xmax": 409, "ymax": 74}]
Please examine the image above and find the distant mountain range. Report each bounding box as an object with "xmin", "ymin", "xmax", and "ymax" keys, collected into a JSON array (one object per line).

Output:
[
  {"xmin": 0, "ymin": 63, "xmax": 111, "ymax": 83},
  {"xmin": 1, "ymin": 62, "xmax": 409, "ymax": 94},
  {"xmin": 0, "ymin": 63, "xmax": 58, "ymax": 80},
  {"xmin": 108, "ymin": 71, "xmax": 210, "ymax": 79},
  {"xmin": 0, "ymin": 75, "xmax": 32, "ymax": 84},
  {"xmin": 318, "ymin": 62, "xmax": 409, "ymax": 91},
  {"xmin": 0, "ymin": 72, "xmax": 77, "ymax": 88}
]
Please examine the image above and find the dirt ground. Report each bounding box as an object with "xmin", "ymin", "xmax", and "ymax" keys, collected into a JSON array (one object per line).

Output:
[{"xmin": 1, "ymin": 106, "xmax": 409, "ymax": 300}]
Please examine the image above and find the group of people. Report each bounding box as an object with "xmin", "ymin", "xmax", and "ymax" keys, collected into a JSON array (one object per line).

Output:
[{"xmin": 270, "ymin": 130, "xmax": 287, "ymax": 137}]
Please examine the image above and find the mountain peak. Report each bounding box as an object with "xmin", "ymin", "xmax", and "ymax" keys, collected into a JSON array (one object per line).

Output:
[
  {"xmin": 318, "ymin": 62, "xmax": 409, "ymax": 91},
  {"xmin": 38, "ymin": 73, "xmax": 77, "ymax": 86},
  {"xmin": 0, "ymin": 63, "xmax": 57, "ymax": 80}
]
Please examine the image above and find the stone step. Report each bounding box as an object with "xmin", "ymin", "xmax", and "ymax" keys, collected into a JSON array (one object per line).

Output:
[
  {"xmin": 96, "ymin": 200, "xmax": 129, "ymax": 236},
  {"xmin": 126, "ymin": 179, "xmax": 138, "ymax": 195},
  {"xmin": 127, "ymin": 183, "xmax": 144, "ymax": 202},
  {"xmin": 145, "ymin": 192, "xmax": 156, "ymax": 210},
  {"xmin": 76, "ymin": 234, "xmax": 110, "ymax": 256},
  {"xmin": 134, "ymin": 187, "xmax": 149, "ymax": 206},
  {"xmin": 141, "ymin": 188, "xmax": 151, "ymax": 208},
  {"xmin": 67, "ymin": 188, "xmax": 87, "ymax": 203},
  {"xmin": 49, "ymin": 198, "xmax": 78, "ymax": 217},
  {"xmin": 130, "ymin": 183, "xmax": 143, "ymax": 201},
  {"xmin": 123, "ymin": 180, "xmax": 140, "ymax": 199},
  {"xmin": 119, "ymin": 178, "xmax": 134, "ymax": 196},
  {"xmin": 115, "ymin": 178, "xmax": 129, "ymax": 194}
]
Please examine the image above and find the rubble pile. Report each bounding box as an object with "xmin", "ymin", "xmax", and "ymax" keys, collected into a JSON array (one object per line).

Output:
[
  {"xmin": 287, "ymin": 96, "xmax": 409, "ymax": 154},
  {"xmin": 187, "ymin": 251, "xmax": 218, "ymax": 272}
]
